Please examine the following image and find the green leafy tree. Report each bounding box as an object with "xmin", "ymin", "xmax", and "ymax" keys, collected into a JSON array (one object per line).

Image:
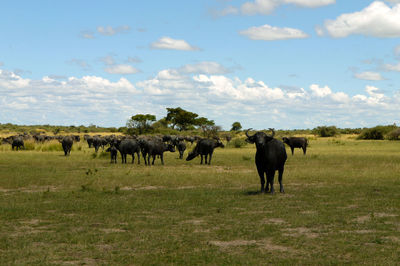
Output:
[
  {"xmin": 165, "ymin": 107, "xmax": 199, "ymax": 131},
  {"xmin": 127, "ymin": 114, "xmax": 156, "ymax": 135},
  {"xmin": 231, "ymin": 122, "xmax": 242, "ymax": 131}
]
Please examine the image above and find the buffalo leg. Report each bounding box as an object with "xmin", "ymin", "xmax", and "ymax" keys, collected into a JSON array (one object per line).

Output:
[
  {"xmin": 291, "ymin": 147, "xmax": 294, "ymax": 155},
  {"xmin": 267, "ymin": 171, "xmax": 275, "ymax": 194},
  {"xmin": 256, "ymin": 167, "xmax": 265, "ymax": 193},
  {"xmin": 200, "ymin": 155, "xmax": 203, "ymax": 164},
  {"xmin": 137, "ymin": 152, "xmax": 140, "ymax": 164},
  {"xmin": 152, "ymin": 155, "xmax": 156, "ymax": 165},
  {"xmin": 131, "ymin": 154, "xmax": 135, "ymax": 164},
  {"xmin": 278, "ymin": 167, "xmax": 285, "ymax": 193},
  {"xmin": 205, "ymin": 155, "xmax": 208, "ymax": 165},
  {"xmin": 302, "ymin": 146, "xmax": 306, "ymax": 155},
  {"xmin": 160, "ymin": 154, "xmax": 164, "ymax": 165},
  {"xmin": 208, "ymin": 152, "xmax": 213, "ymax": 165}
]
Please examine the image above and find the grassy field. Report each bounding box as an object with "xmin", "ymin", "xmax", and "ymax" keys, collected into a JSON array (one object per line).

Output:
[{"xmin": 0, "ymin": 136, "xmax": 399, "ymax": 265}]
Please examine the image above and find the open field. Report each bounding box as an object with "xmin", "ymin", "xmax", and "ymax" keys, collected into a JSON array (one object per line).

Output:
[{"xmin": 1, "ymin": 136, "xmax": 400, "ymax": 265}]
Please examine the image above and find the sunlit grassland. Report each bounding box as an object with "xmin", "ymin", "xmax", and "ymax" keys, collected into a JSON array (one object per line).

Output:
[{"xmin": 0, "ymin": 136, "xmax": 399, "ymax": 264}]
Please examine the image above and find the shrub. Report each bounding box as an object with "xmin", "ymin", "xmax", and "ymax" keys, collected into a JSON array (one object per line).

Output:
[
  {"xmin": 357, "ymin": 125, "xmax": 397, "ymax": 140},
  {"xmin": 312, "ymin": 126, "xmax": 339, "ymax": 137},
  {"xmin": 387, "ymin": 128, "xmax": 400, "ymax": 140},
  {"xmin": 228, "ymin": 138, "xmax": 247, "ymax": 148}
]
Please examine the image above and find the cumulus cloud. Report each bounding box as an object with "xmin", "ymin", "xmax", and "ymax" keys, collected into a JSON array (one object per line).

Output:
[
  {"xmin": 383, "ymin": 62, "xmax": 400, "ymax": 71},
  {"xmin": 240, "ymin": 24, "xmax": 309, "ymax": 40},
  {"xmin": 179, "ymin": 62, "xmax": 230, "ymax": 74},
  {"xmin": 216, "ymin": 0, "xmax": 335, "ymax": 16},
  {"xmin": 354, "ymin": 71, "xmax": 384, "ymax": 81},
  {"xmin": 97, "ymin": 25, "xmax": 130, "ymax": 36},
  {"xmin": 104, "ymin": 64, "xmax": 140, "ymax": 75},
  {"xmin": 1, "ymin": 68, "xmax": 398, "ymax": 129},
  {"xmin": 151, "ymin": 37, "xmax": 200, "ymax": 51},
  {"xmin": 318, "ymin": 1, "xmax": 400, "ymax": 38}
]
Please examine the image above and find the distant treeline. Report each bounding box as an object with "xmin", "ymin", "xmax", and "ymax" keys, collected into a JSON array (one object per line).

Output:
[{"xmin": 1, "ymin": 123, "xmax": 399, "ymax": 140}]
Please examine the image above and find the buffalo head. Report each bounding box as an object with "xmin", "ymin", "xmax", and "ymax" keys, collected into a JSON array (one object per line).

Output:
[{"xmin": 245, "ymin": 128, "xmax": 275, "ymax": 148}]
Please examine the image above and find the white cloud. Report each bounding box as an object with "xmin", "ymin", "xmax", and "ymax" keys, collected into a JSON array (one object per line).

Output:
[
  {"xmin": 239, "ymin": 24, "xmax": 309, "ymax": 40},
  {"xmin": 240, "ymin": 0, "xmax": 335, "ymax": 15},
  {"xmin": 319, "ymin": 1, "xmax": 400, "ymax": 38},
  {"xmin": 79, "ymin": 30, "xmax": 95, "ymax": 39},
  {"xmin": 0, "ymin": 68, "xmax": 398, "ymax": 129},
  {"xmin": 97, "ymin": 25, "xmax": 130, "ymax": 36},
  {"xmin": 354, "ymin": 71, "xmax": 384, "ymax": 81},
  {"xmin": 151, "ymin": 36, "xmax": 200, "ymax": 51},
  {"xmin": 383, "ymin": 61, "xmax": 400, "ymax": 71},
  {"xmin": 179, "ymin": 62, "xmax": 230, "ymax": 74},
  {"xmin": 104, "ymin": 64, "xmax": 140, "ymax": 75}
]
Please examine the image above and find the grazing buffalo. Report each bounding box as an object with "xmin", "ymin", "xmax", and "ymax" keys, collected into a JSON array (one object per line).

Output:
[
  {"xmin": 61, "ymin": 136, "xmax": 73, "ymax": 156},
  {"xmin": 176, "ymin": 141, "xmax": 186, "ymax": 159},
  {"xmin": 141, "ymin": 140, "xmax": 175, "ymax": 165},
  {"xmin": 106, "ymin": 146, "xmax": 118, "ymax": 163},
  {"xmin": 12, "ymin": 137, "xmax": 25, "ymax": 150},
  {"xmin": 92, "ymin": 136, "xmax": 102, "ymax": 152},
  {"xmin": 282, "ymin": 137, "xmax": 308, "ymax": 155},
  {"xmin": 85, "ymin": 135, "xmax": 94, "ymax": 148},
  {"xmin": 186, "ymin": 138, "xmax": 224, "ymax": 165},
  {"xmin": 246, "ymin": 128, "xmax": 287, "ymax": 194},
  {"xmin": 117, "ymin": 139, "xmax": 141, "ymax": 164}
]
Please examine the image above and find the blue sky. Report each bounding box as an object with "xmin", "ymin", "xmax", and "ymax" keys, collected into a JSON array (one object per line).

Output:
[{"xmin": 1, "ymin": 0, "xmax": 400, "ymax": 130}]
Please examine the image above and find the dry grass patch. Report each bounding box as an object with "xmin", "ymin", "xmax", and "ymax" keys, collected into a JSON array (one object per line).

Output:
[{"xmin": 283, "ymin": 227, "xmax": 319, "ymax": 239}]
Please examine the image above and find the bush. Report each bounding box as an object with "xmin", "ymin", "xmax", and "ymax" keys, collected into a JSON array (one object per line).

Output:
[
  {"xmin": 312, "ymin": 126, "xmax": 339, "ymax": 137},
  {"xmin": 228, "ymin": 138, "xmax": 247, "ymax": 148},
  {"xmin": 357, "ymin": 125, "xmax": 397, "ymax": 140},
  {"xmin": 387, "ymin": 128, "xmax": 400, "ymax": 140}
]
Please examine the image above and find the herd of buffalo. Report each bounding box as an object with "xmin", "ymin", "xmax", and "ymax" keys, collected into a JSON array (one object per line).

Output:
[{"xmin": 1, "ymin": 130, "xmax": 309, "ymax": 194}]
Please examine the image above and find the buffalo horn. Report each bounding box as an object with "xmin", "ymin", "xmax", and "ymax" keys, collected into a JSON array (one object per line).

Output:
[
  {"xmin": 268, "ymin": 128, "xmax": 275, "ymax": 138},
  {"xmin": 245, "ymin": 128, "xmax": 253, "ymax": 138}
]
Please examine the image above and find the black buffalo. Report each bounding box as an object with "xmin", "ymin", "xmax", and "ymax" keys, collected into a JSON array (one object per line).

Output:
[
  {"xmin": 61, "ymin": 136, "xmax": 73, "ymax": 156},
  {"xmin": 186, "ymin": 138, "xmax": 224, "ymax": 165},
  {"xmin": 11, "ymin": 137, "xmax": 25, "ymax": 150},
  {"xmin": 282, "ymin": 137, "xmax": 308, "ymax": 155},
  {"xmin": 117, "ymin": 139, "xmax": 141, "ymax": 164},
  {"xmin": 176, "ymin": 140, "xmax": 186, "ymax": 159},
  {"xmin": 246, "ymin": 128, "xmax": 287, "ymax": 194},
  {"xmin": 92, "ymin": 136, "xmax": 102, "ymax": 152},
  {"xmin": 141, "ymin": 140, "xmax": 175, "ymax": 165},
  {"xmin": 106, "ymin": 146, "xmax": 118, "ymax": 163}
]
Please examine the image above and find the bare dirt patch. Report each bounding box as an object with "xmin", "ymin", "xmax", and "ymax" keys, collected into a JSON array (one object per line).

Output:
[
  {"xmin": 283, "ymin": 227, "xmax": 319, "ymax": 239},
  {"xmin": 209, "ymin": 239, "xmax": 295, "ymax": 253},
  {"xmin": 100, "ymin": 228, "xmax": 127, "ymax": 233},
  {"xmin": 353, "ymin": 213, "xmax": 398, "ymax": 223},
  {"xmin": 263, "ymin": 218, "xmax": 286, "ymax": 225}
]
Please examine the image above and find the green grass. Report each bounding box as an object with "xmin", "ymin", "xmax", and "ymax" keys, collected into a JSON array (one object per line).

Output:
[{"xmin": 0, "ymin": 137, "xmax": 400, "ymax": 264}]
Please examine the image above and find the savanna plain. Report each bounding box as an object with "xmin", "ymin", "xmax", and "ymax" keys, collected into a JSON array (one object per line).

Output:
[{"xmin": 0, "ymin": 135, "xmax": 400, "ymax": 265}]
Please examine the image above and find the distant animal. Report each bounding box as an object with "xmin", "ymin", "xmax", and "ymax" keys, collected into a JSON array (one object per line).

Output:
[
  {"xmin": 282, "ymin": 137, "xmax": 308, "ymax": 155},
  {"xmin": 141, "ymin": 140, "xmax": 175, "ymax": 165},
  {"xmin": 106, "ymin": 146, "xmax": 118, "ymax": 163},
  {"xmin": 245, "ymin": 128, "xmax": 287, "ymax": 194},
  {"xmin": 85, "ymin": 135, "xmax": 94, "ymax": 148},
  {"xmin": 117, "ymin": 139, "xmax": 141, "ymax": 164},
  {"xmin": 176, "ymin": 141, "xmax": 186, "ymax": 159},
  {"xmin": 92, "ymin": 136, "xmax": 102, "ymax": 152},
  {"xmin": 60, "ymin": 136, "xmax": 73, "ymax": 156},
  {"xmin": 186, "ymin": 138, "xmax": 224, "ymax": 165},
  {"xmin": 12, "ymin": 137, "xmax": 25, "ymax": 150}
]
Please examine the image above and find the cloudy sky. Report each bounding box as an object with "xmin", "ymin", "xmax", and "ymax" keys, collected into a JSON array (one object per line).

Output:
[{"xmin": 1, "ymin": 0, "xmax": 400, "ymax": 130}]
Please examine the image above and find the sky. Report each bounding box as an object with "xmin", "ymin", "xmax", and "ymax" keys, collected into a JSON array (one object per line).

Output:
[{"xmin": 1, "ymin": 0, "xmax": 400, "ymax": 130}]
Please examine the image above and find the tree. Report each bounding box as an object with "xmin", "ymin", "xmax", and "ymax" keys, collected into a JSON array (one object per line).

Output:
[
  {"xmin": 231, "ymin": 122, "xmax": 242, "ymax": 131},
  {"xmin": 126, "ymin": 114, "xmax": 156, "ymax": 135},
  {"xmin": 165, "ymin": 107, "xmax": 199, "ymax": 131}
]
